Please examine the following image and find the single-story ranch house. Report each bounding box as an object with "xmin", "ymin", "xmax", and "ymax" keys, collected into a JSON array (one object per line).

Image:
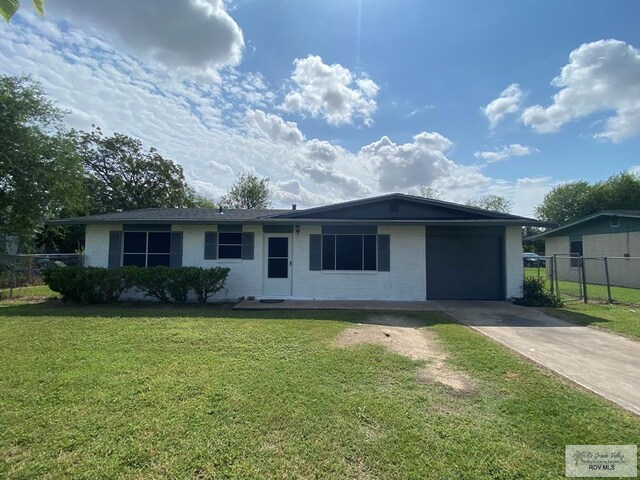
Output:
[{"xmin": 49, "ymin": 193, "xmax": 546, "ymax": 301}]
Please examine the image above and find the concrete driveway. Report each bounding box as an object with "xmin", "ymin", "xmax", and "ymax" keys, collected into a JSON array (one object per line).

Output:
[{"xmin": 441, "ymin": 302, "xmax": 640, "ymax": 416}]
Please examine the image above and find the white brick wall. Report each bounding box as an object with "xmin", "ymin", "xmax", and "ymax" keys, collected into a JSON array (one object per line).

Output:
[
  {"xmin": 85, "ymin": 223, "xmax": 522, "ymax": 301},
  {"xmin": 290, "ymin": 225, "xmax": 427, "ymax": 300},
  {"xmin": 85, "ymin": 224, "xmax": 118, "ymax": 268},
  {"xmin": 172, "ymin": 224, "xmax": 263, "ymax": 300},
  {"xmin": 505, "ymin": 226, "xmax": 524, "ymax": 299}
]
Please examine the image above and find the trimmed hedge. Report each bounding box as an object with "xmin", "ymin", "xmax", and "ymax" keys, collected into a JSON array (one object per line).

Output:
[
  {"xmin": 514, "ymin": 277, "xmax": 563, "ymax": 307},
  {"xmin": 43, "ymin": 266, "xmax": 230, "ymax": 304}
]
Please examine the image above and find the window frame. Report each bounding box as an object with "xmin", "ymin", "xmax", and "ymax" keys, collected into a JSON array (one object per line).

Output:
[
  {"xmin": 569, "ymin": 240, "xmax": 583, "ymax": 268},
  {"xmin": 122, "ymin": 230, "xmax": 171, "ymax": 267},
  {"xmin": 320, "ymin": 233, "xmax": 377, "ymax": 271}
]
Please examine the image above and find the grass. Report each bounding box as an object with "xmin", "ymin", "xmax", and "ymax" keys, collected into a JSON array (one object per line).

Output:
[
  {"xmin": 0, "ymin": 284, "xmax": 59, "ymax": 300},
  {"xmin": 525, "ymin": 267, "xmax": 640, "ymax": 339},
  {"xmin": 1, "ymin": 302, "xmax": 638, "ymax": 479},
  {"xmin": 545, "ymin": 303, "xmax": 640, "ymax": 340},
  {"xmin": 525, "ymin": 266, "xmax": 640, "ymax": 305}
]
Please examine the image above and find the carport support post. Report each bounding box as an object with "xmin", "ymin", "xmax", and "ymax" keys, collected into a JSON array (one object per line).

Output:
[
  {"xmin": 580, "ymin": 256, "xmax": 588, "ymax": 303},
  {"xmin": 603, "ymin": 256, "xmax": 613, "ymax": 303}
]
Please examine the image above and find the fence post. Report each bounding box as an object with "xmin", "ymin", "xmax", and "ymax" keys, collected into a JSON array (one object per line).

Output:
[
  {"xmin": 580, "ymin": 256, "xmax": 588, "ymax": 303},
  {"xmin": 603, "ymin": 256, "xmax": 613, "ymax": 304},
  {"xmin": 548, "ymin": 257, "xmax": 554, "ymax": 294},
  {"xmin": 10, "ymin": 261, "xmax": 15, "ymax": 299},
  {"xmin": 553, "ymin": 255, "xmax": 560, "ymax": 296}
]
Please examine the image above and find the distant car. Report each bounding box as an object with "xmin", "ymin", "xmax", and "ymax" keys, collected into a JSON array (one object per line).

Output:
[{"xmin": 523, "ymin": 252, "xmax": 545, "ymax": 267}]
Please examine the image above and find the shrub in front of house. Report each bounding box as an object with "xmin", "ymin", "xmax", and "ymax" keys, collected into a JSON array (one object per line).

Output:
[
  {"xmin": 514, "ymin": 277, "xmax": 564, "ymax": 308},
  {"xmin": 43, "ymin": 266, "xmax": 230, "ymax": 304},
  {"xmin": 43, "ymin": 266, "xmax": 130, "ymax": 303}
]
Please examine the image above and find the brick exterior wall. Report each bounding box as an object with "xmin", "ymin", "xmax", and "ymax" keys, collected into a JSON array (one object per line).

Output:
[
  {"xmin": 291, "ymin": 225, "xmax": 427, "ymax": 300},
  {"xmin": 505, "ymin": 226, "xmax": 524, "ymax": 299},
  {"xmin": 84, "ymin": 223, "xmax": 523, "ymax": 301}
]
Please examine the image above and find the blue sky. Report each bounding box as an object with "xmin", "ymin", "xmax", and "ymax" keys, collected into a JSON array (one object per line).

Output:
[{"xmin": 1, "ymin": 0, "xmax": 639, "ymax": 215}]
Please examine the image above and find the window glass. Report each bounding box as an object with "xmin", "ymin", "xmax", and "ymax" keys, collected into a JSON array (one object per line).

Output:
[
  {"xmin": 219, "ymin": 245, "xmax": 242, "ymax": 259},
  {"xmin": 219, "ymin": 232, "xmax": 242, "ymax": 245},
  {"xmin": 268, "ymin": 237, "xmax": 288, "ymax": 258},
  {"xmin": 148, "ymin": 232, "xmax": 171, "ymax": 253},
  {"xmin": 336, "ymin": 235, "xmax": 363, "ymax": 270},
  {"xmin": 122, "ymin": 253, "xmax": 146, "ymax": 267},
  {"xmin": 218, "ymin": 232, "xmax": 242, "ymax": 259},
  {"xmin": 123, "ymin": 232, "xmax": 146, "ymax": 253},
  {"xmin": 147, "ymin": 254, "xmax": 171, "ymax": 267},
  {"xmin": 363, "ymin": 235, "xmax": 377, "ymax": 270},
  {"xmin": 268, "ymin": 258, "xmax": 288, "ymax": 278},
  {"xmin": 322, "ymin": 234, "xmax": 336, "ymax": 270},
  {"xmin": 570, "ymin": 240, "xmax": 583, "ymax": 268}
]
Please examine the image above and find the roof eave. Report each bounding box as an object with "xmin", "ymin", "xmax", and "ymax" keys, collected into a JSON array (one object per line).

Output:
[{"xmin": 47, "ymin": 218, "xmax": 549, "ymax": 227}]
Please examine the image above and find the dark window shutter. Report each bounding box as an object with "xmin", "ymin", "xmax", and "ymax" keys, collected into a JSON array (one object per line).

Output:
[
  {"xmin": 242, "ymin": 232, "xmax": 254, "ymax": 260},
  {"xmin": 170, "ymin": 232, "xmax": 183, "ymax": 268},
  {"xmin": 309, "ymin": 234, "xmax": 321, "ymax": 271},
  {"xmin": 377, "ymin": 234, "xmax": 390, "ymax": 271},
  {"xmin": 204, "ymin": 232, "xmax": 218, "ymax": 259},
  {"xmin": 108, "ymin": 231, "xmax": 122, "ymax": 268}
]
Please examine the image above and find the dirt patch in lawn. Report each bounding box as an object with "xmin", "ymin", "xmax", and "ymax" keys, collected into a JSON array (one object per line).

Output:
[{"xmin": 336, "ymin": 314, "xmax": 476, "ymax": 394}]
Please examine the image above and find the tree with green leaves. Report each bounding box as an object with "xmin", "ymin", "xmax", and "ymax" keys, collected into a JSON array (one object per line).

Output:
[
  {"xmin": 77, "ymin": 127, "xmax": 215, "ymax": 214},
  {"xmin": 466, "ymin": 194, "xmax": 513, "ymax": 213},
  {"xmin": 0, "ymin": 0, "xmax": 44, "ymax": 22},
  {"xmin": 535, "ymin": 172, "xmax": 640, "ymax": 225},
  {"xmin": 0, "ymin": 75, "xmax": 85, "ymax": 249},
  {"xmin": 535, "ymin": 181, "xmax": 595, "ymax": 225},
  {"xmin": 220, "ymin": 173, "xmax": 271, "ymax": 209}
]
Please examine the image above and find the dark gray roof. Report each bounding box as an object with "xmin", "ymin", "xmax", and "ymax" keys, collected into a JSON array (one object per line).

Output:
[
  {"xmin": 530, "ymin": 210, "xmax": 640, "ymax": 239},
  {"xmin": 47, "ymin": 193, "xmax": 548, "ymax": 226},
  {"xmin": 48, "ymin": 208, "xmax": 290, "ymax": 225},
  {"xmin": 274, "ymin": 193, "xmax": 531, "ymax": 220}
]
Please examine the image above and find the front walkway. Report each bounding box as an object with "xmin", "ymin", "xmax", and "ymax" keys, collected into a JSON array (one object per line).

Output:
[{"xmin": 234, "ymin": 299, "xmax": 640, "ymax": 415}]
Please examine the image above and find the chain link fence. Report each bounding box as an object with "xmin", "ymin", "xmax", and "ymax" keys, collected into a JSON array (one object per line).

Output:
[
  {"xmin": 0, "ymin": 254, "xmax": 84, "ymax": 299},
  {"xmin": 525, "ymin": 254, "xmax": 640, "ymax": 306}
]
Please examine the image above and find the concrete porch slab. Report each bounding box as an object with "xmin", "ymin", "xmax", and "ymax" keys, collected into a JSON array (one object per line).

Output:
[{"xmin": 233, "ymin": 298, "xmax": 509, "ymax": 311}]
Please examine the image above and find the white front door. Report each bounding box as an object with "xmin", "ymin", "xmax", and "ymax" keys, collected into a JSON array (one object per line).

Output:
[{"xmin": 263, "ymin": 234, "xmax": 292, "ymax": 297}]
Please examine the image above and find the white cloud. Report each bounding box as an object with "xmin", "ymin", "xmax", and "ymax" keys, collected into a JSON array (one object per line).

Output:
[
  {"xmin": 47, "ymin": 0, "xmax": 244, "ymax": 73},
  {"xmin": 521, "ymin": 39, "xmax": 640, "ymax": 142},
  {"xmin": 359, "ymin": 132, "xmax": 487, "ymax": 191},
  {"xmin": 474, "ymin": 144, "xmax": 538, "ymax": 163},
  {"xmin": 282, "ymin": 55, "xmax": 379, "ymax": 126},
  {"xmin": 304, "ymin": 139, "xmax": 343, "ymax": 163},
  {"xmin": 245, "ymin": 109, "xmax": 304, "ymax": 144},
  {"xmin": 0, "ymin": 15, "xmax": 552, "ymax": 216},
  {"xmin": 482, "ymin": 83, "xmax": 523, "ymax": 129},
  {"xmin": 300, "ymin": 163, "xmax": 369, "ymax": 197},
  {"xmin": 628, "ymin": 165, "xmax": 640, "ymax": 176}
]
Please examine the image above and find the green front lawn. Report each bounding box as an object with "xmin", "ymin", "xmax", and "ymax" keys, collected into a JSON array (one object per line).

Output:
[
  {"xmin": 0, "ymin": 284, "xmax": 59, "ymax": 300},
  {"xmin": 1, "ymin": 303, "xmax": 638, "ymax": 479},
  {"xmin": 546, "ymin": 303, "xmax": 640, "ymax": 340}
]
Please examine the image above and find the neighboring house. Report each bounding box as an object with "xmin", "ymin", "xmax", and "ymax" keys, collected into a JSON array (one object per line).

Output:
[
  {"xmin": 48, "ymin": 193, "xmax": 544, "ymax": 301},
  {"xmin": 532, "ymin": 210, "xmax": 640, "ymax": 288},
  {"xmin": 0, "ymin": 233, "xmax": 19, "ymax": 255}
]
